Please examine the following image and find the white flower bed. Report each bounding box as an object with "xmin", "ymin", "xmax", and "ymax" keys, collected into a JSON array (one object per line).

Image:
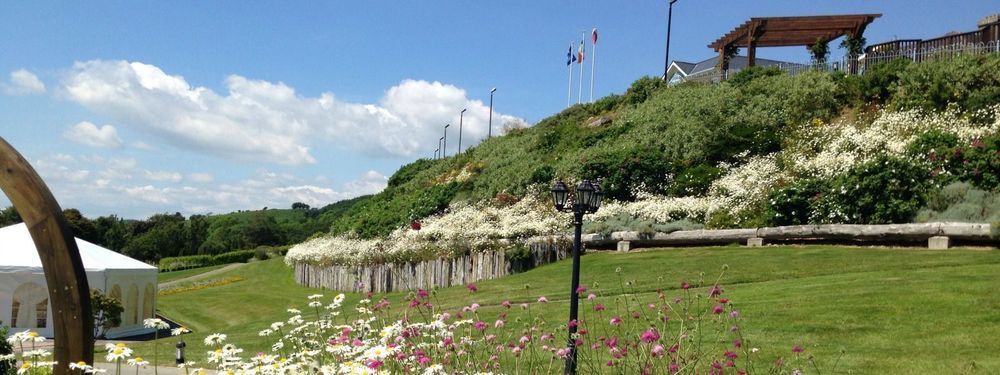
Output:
[{"xmin": 286, "ymin": 194, "xmax": 568, "ymax": 266}]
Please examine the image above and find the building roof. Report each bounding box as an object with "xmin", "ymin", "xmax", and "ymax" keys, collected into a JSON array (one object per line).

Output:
[
  {"xmin": 0, "ymin": 223, "xmax": 156, "ymax": 273},
  {"xmin": 671, "ymin": 61, "xmax": 697, "ymax": 75},
  {"xmin": 682, "ymin": 55, "xmax": 803, "ymax": 76}
]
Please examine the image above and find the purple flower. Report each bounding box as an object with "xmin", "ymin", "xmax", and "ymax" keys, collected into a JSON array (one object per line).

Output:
[
  {"xmin": 712, "ymin": 305, "xmax": 725, "ymax": 314},
  {"xmin": 709, "ymin": 285, "xmax": 723, "ymax": 297},
  {"xmin": 651, "ymin": 344, "xmax": 665, "ymax": 358},
  {"xmin": 474, "ymin": 321, "xmax": 486, "ymax": 330},
  {"xmin": 466, "ymin": 283, "xmax": 478, "ymax": 293},
  {"xmin": 610, "ymin": 316, "xmax": 622, "ymax": 326},
  {"xmin": 594, "ymin": 303, "xmax": 605, "ymax": 312},
  {"xmin": 792, "ymin": 345, "xmax": 804, "ymax": 353},
  {"xmin": 640, "ymin": 328, "xmax": 660, "ymax": 343}
]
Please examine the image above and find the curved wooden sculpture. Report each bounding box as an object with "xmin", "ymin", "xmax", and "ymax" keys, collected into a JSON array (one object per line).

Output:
[{"xmin": 0, "ymin": 137, "xmax": 94, "ymax": 371}]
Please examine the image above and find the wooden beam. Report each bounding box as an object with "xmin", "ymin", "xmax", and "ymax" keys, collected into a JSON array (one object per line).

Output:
[{"xmin": 0, "ymin": 137, "xmax": 94, "ymax": 373}]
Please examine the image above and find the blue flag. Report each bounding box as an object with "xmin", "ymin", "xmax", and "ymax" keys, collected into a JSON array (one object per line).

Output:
[{"xmin": 567, "ymin": 45, "xmax": 576, "ymax": 66}]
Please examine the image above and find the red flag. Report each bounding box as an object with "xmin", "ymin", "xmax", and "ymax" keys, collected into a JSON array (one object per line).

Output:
[
  {"xmin": 577, "ymin": 40, "xmax": 585, "ymax": 64},
  {"xmin": 592, "ymin": 28, "xmax": 598, "ymax": 44}
]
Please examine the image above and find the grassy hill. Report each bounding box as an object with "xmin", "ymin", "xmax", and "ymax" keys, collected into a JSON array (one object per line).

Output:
[
  {"xmin": 328, "ymin": 55, "xmax": 1000, "ymax": 240},
  {"xmin": 131, "ymin": 246, "xmax": 1000, "ymax": 372}
]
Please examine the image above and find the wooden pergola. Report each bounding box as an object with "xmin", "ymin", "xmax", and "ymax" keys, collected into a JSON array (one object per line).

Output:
[{"xmin": 709, "ymin": 14, "xmax": 881, "ymax": 71}]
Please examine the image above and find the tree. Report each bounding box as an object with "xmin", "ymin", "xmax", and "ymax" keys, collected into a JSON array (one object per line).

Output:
[
  {"xmin": 91, "ymin": 289, "xmax": 123, "ymax": 339},
  {"xmin": 291, "ymin": 202, "xmax": 310, "ymax": 210},
  {"xmin": 0, "ymin": 206, "xmax": 21, "ymax": 227},
  {"xmin": 63, "ymin": 208, "xmax": 99, "ymax": 243},
  {"xmin": 809, "ymin": 38, "xmax": 830, "ymax": 65}
]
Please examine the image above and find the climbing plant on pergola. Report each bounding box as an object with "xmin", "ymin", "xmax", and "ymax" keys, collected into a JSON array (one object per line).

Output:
[{"xmin": 709, "ymin": 14, "xmax": 881, "ymax": 74}]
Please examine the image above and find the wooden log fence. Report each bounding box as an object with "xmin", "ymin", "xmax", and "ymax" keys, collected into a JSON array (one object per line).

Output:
[{"xmin": 293, "ymin": 223, "xmax": 993, "ymax": 293}]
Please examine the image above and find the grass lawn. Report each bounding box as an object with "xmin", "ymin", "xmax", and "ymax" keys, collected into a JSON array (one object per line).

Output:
[
  {"xmin": 157, "ymin": 264, "xmax": 227, "ymax": 283},
  {"xmin": 126, "ymin": 245, "xmax": 1000, "ymax": 373}
]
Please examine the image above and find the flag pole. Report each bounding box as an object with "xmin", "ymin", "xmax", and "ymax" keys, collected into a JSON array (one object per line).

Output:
[
  {"xmin": 577, "ymin": 32, "xmax": 585, "ymax": 104},
  {"xmin": 567, "ymin": 43, "xmax": 573, "ymax": 107},
  {"xmin": 590, "ymin": 28, "xmax": 597, "ymax": 103}
]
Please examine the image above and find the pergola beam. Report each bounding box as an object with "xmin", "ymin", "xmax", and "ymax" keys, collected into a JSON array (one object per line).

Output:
[{"xmin": 709, "ymin": 14, "xmax": 881, "ymax": 51}]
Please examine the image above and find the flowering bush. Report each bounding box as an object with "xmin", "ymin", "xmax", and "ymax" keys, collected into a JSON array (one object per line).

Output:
[{"xmin": 287, "ymin": 194, "xmax": 568, "ymax": 266}]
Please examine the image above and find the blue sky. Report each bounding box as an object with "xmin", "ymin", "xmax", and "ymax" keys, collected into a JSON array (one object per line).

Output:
[{"xmin": 1, "ymin": 1, "xmax": 997, "ymax": 219}]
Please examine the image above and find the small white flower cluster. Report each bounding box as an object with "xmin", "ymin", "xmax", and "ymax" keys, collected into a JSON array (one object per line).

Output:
[{"xmin": 287, "ymin": 194, "xmax": 568, "ymax": 266}]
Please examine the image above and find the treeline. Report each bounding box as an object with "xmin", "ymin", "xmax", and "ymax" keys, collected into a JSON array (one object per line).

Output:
[{"xmin": 0, "ymin": 195, "xmax": 369, "ymax": 263}]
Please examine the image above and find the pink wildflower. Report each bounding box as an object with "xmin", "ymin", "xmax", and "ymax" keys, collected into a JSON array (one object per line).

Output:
[
  {"xmin": 681, "ymin": 281, "xmax": 690, "ymax": 290},
  {"xmin": 501, "ymin": 300, "xmax": 511, "ymax": 308},
  {"xmin": 576, "ymin": 286, "xmax": 587, "ymax": 294},
  {"xmin": 537, "ymin": 296, "xmax": 549, "ymax": 303},
  {"xmin": 467, "ymin": 283, "xmax": 478, "ymax": 293},
  {"xmin": 792, "ymin": 345, "xmax": 804, "ymax": 353},
  {"xmin": 640, "ymin": 328, "xmax": 660, "ymax": 343},
  {"xmin": 712, "ymin": 305, "xmax": 725, "ymax": 314},
  {"xmin": 587, "ymin": 293, "xmax": 597, "ymax": 300},
  {"xmin": 474, "ymin": 321, "xmax": 486, "ymax": 330},
  {"xmin": 610, "ymin": 316, "xmax": 622, "ymax": 326},
  {"xmin": 594, "ymin": 303, "xmax": 605, "ymax": 311},
  {"xmin": 651, "ymin": 344, "xmax": 665, "ymax": 358},
  {"xmin": 416, "ymin": 289, "xmax": 429, "ymax": 298},
  {"xmin": 709, "ymin": 285, "xmax": 723, "ymax": 297},
  {"xmin": 494, "ymin": 319, "xmax": 505, "ymax": 328}
]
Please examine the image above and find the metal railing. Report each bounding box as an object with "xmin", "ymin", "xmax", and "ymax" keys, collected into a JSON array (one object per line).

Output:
[{"xmin": 678, "ymin": 40, "xmax": 1000, "ymax": 83}]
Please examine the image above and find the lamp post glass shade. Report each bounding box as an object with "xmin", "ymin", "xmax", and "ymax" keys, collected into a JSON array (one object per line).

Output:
[
  {"xmin": 575, "ymin": 180, "xmax": 594, "ymax": 208},
  {"xmin": 551, "ymin": 181, "xmax": 569, "ymax": 210},
  {"xmin": 590, "ymin": 182, "xmax": 604, "ymax": 210}
]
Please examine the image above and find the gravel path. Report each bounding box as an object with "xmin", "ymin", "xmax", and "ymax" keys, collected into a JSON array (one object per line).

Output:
[{"xmin": 158, "ymin": 263, "xmax": 247, "ymax": 289}]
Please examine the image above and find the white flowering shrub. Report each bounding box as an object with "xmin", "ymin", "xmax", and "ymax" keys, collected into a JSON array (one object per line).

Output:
[
  {"xmin": 287, "ymin": 194, "xmax": 568, "ymax": 266},
  {"xmin": 589, "ymin": 105, "xmax": 1000, "ymax": 228}
]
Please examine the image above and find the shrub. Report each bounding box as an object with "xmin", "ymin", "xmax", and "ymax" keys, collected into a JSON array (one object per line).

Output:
[
  {"xmin": 840, "ymin": 58, "xmax": 910, "ymax": 106},
  {"xmin": 821, "ymin": 156, "xmax": 932, "ymax": 224},
  {"xmin": 726, "ymin": 66, "xmax": 783, "ymax": 88},
  {"xmin": 159, "ymin": 249, "xmax": 258, "ymax": 271},
  {"xmin": 916, "ymin": 182, "xmax": 1000, "ymax": 223},
  {"xmin": 909, "ymin": 131, "xmax": 1000, "ymax": 190},
  {"xmin": 91, "ymin": 289, "xmax": 123, "ymax": 339},
  {"xmin": 254, "ymin": 246, "xmax": 271, "ymax": 261},
  {"xmin": 583, "ymin": 213, "xmax": 702, "ymax": 236},
  {"xmin": 622, "ymin": 76, "xmax": 667, "ymax": 106},
  {"xmin": 669, "ymin": 164, "xmax": 722, "ymax": 196},
  {"xmin": 0, "ymin": 321, "xmax": 12, "ymax": 375},
  {"xmin": 765, "ymin": 178, "xmax": 830, "ymax": 226},
  {"xmin": 892, "ymin": 54, "xmax": 1000, "ymax": 113}
]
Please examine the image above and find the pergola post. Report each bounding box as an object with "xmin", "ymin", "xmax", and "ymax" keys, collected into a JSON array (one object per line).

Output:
[
  {"xmin": 0, "ymin": 137, "xmax": 94, "ymax": 373},
  {"xmin": 747, "ymin": 20, "xmax": 761, "ymax": 67}
]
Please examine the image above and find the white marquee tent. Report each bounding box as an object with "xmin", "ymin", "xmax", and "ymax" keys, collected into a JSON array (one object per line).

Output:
[{"xmin": 0, "ymin": 223, "xmax": 157, "ymax": 338}]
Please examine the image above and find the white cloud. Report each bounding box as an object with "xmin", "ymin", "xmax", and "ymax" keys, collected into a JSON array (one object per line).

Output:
[
  {"xmin": 342, "ymin": 170, "xmax": 388, "ymax": 196},
  {"xmin": 3, "ymin": 69, "xmax": 46, "ymax": 95},
  {"xmin": 144, "ymin": 170, "xmax": 183, "ymax": 182},
  {"xmin": 61, "ymin": 60, "xmax": 525, "ymax": 166},
  {"xmin": 187, "ymin": 173, "xmax": 214, "ymax": 183},
  {"xmin": 63, "ymin": 121, "xmax": 123, "ymax": 148},
  {"xmin": 14, "ymin": 153, "xmax": 388, "ymax": 218}
]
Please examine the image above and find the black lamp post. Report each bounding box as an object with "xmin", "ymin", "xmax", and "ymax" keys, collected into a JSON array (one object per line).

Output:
[
  {"xmin": 438, "ymin": 137, "xmax": 444, "ymax": 160},
  {"xmin": 550, "ymin": 179, "xmax": 603, "ymax": 375},
  {"xmin": 488, "ymin": 88, "xmax": 496, "ymax": 139},
  {"xmin": 458, "ymin": 108, "xmax": 467, "ymax": 154},
  {"xmin": 663, "ymin": 0, "xmax": 678, "ymax": 81},
  {"xmin": 443, "ymin": 124, "xmax": 450, "ymax": 158}
]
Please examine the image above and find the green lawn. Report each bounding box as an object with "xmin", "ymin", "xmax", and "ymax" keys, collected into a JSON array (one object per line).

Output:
[
  {"xmin": 156, "ymin": 264, "xmax": 227, "ymax": 283},
  {"xmin": 127, "ymin": 245, "xmax": 1000, "ymax": 373}
]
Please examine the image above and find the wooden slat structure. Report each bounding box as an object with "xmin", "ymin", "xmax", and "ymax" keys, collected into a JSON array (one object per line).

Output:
[{"xmin": 709, "ymin": 14, "xmax": 881, "ymax": 72}]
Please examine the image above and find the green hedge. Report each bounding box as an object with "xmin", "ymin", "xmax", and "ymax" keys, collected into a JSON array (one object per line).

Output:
[{"xmin": 158, "ymin": 249, "xmax": 257, "ymax": 272}]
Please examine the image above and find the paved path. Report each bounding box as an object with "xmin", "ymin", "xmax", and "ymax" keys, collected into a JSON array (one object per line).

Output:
[
  {"xmin": 94, "ymin": 362, "xmax": 218, "ymax": 374},
  {"xmin": 158, "ymin": 263, "xmax": 246, "ymax": 289}
]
